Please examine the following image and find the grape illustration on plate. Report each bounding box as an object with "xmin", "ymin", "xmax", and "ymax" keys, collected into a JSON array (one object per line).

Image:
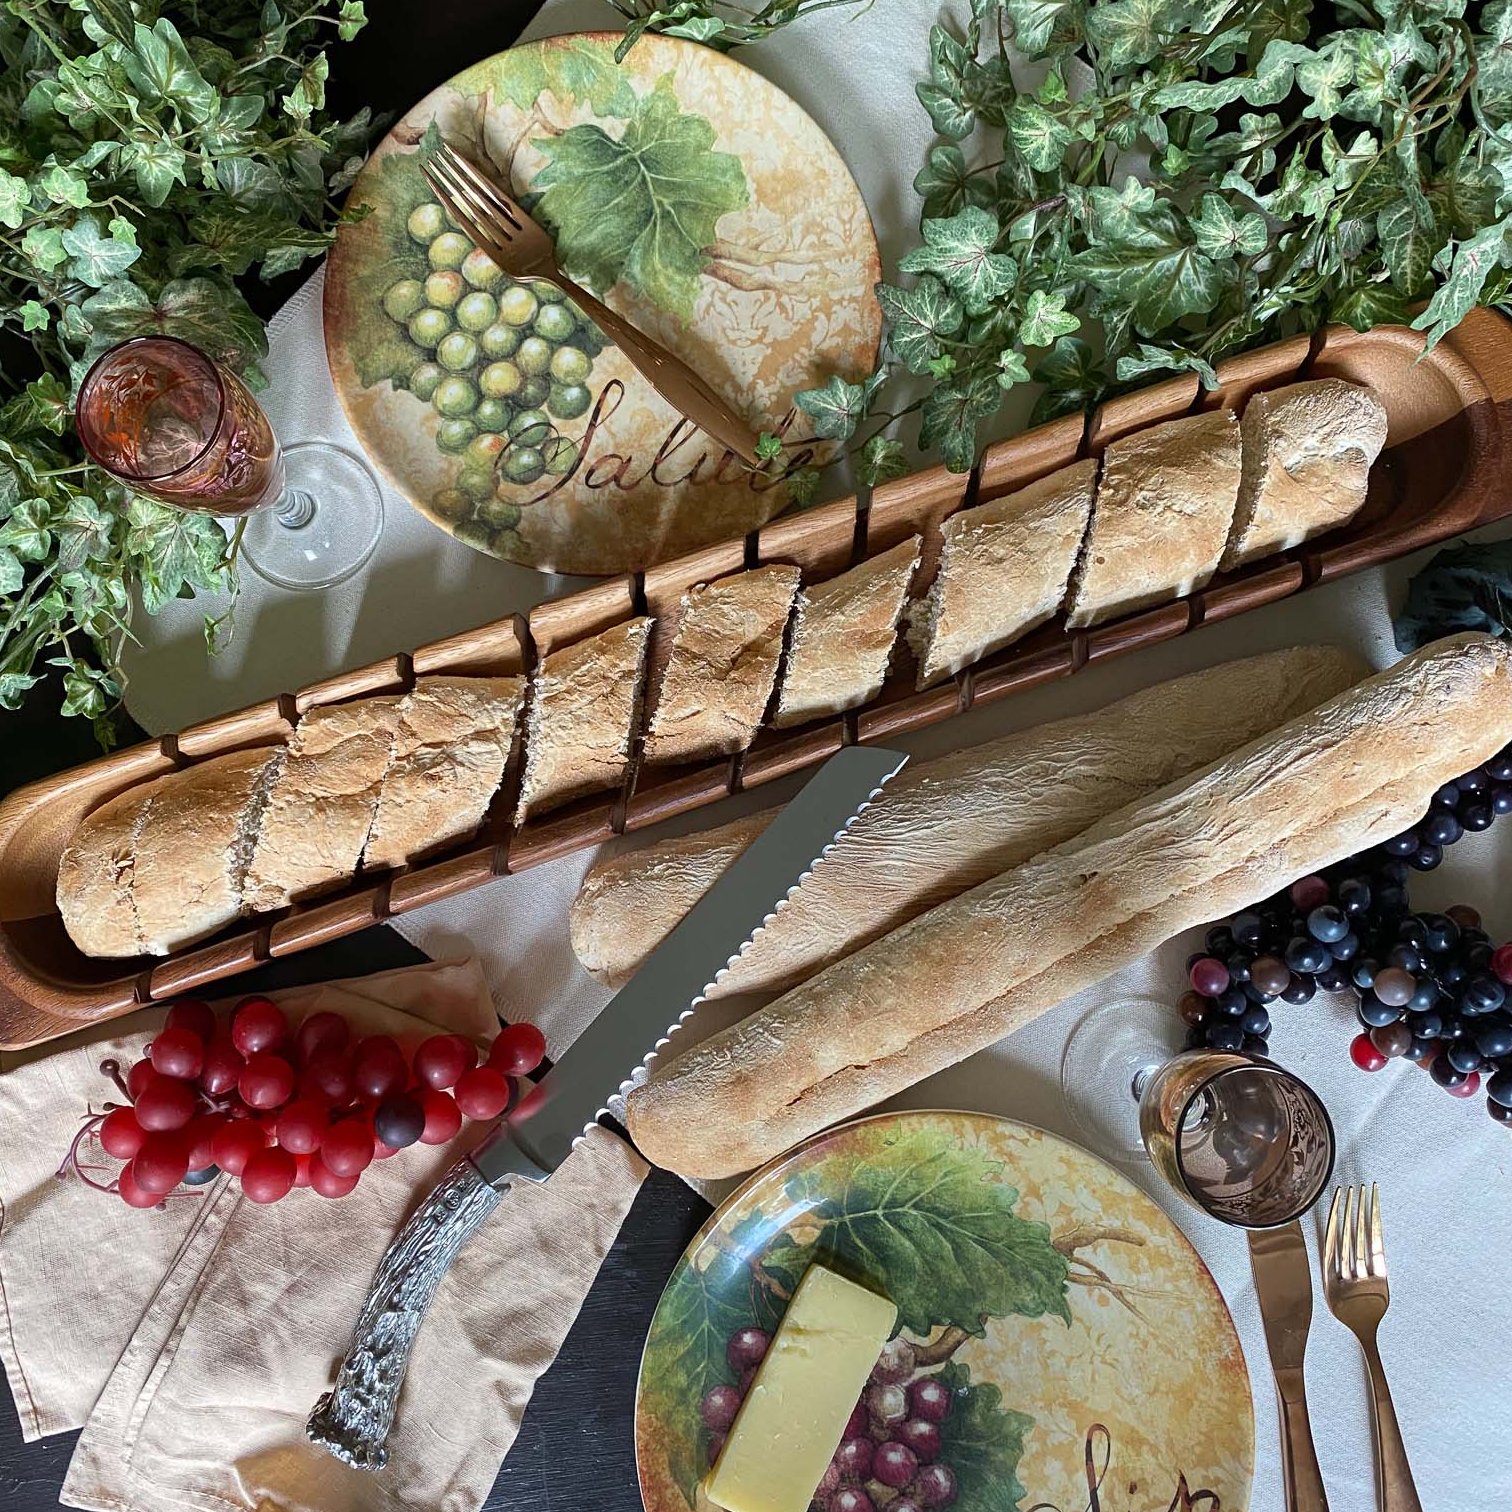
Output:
[{"xmin": 377, "ymin": 192, "xmax": 609, "ymax": 549}]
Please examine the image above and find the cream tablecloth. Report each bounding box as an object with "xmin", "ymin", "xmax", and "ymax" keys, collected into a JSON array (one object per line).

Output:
[{"xmin": 121, "ymin": 4, "xmax": 1512, "ymax": 1509}]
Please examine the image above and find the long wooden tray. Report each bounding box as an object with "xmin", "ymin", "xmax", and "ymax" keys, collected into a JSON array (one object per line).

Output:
[{"xmin": 4, "ymin": 312, "xmax": 1511, "ymax": 1048}]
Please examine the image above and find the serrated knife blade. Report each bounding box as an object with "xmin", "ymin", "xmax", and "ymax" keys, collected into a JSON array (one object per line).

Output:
[
  {"xmin": 1248, "ymin": 1223, "xmax": 1331, "ymax": 1512},
  {"xmin": 472, "ymin": 742, "xmax": 909, "ymax": 1184}
]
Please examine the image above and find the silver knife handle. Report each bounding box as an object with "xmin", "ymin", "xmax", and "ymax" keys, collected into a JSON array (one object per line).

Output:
[
  {"xmin": 1277, "ymin": 1379, "xmax": 1331, "ymax": 1512},
  {"xmin": 307, "ymin": 1124, "xmax": 548, "ymax": 1470}
]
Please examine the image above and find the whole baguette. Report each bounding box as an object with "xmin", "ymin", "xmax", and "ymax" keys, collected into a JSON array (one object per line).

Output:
[
  {"xmin": 571, "ymin": 645, "xmax": 1366, "ymax": 996},
  {"xmin": 624, "ymin": 634, "xmax": 1512, "ymax": 1178}
]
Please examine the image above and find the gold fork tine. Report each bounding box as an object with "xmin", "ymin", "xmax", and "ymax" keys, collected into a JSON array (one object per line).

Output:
[
  {"xmin": 436, "ymin": 141, "xmax": 523, "ymax": 230},
  {"xmin": 1368, "ymin": 1181, "xmax": 1385, "ymax": 1279},
  {"xmin": 1342, "ymin": 1184, "xmax": 1356, "ymax": 1283},
  {"xmin": 1324, "ymin": 1186, "xmax": 1342, "ymax": 1283},
  {"xmin": 1356, "ymin": 1183, "xmax": 1372, "ymax": 1283},
  {"xmin": 421, "ymin": 162, "xmax": 501, "ymax": 254}
]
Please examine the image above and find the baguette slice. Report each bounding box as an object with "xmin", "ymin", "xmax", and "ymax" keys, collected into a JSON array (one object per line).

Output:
[
  {"xmin": 243, "ymin": 695, "xmax": 403, "ymax": 910},
  {"xmin": 625, "ymin": 634, "xmax": 1512, "ymax": 1177},
  {"xmin": 1066, "ymin": 409, "xmax": 1240, "ymax": 629},
  {"xmin": 55, "ymin": 783, "xmax": 154, "ymax": 958},
  {"xmin": 1221, "ymin": 379, "xmax": 1388, "ymax": 569},
  {"xmin": 364, "ymin": 675, "xmax": 522, "ymax": 870},
  {"xmin": 572, "ymin": 645, "xmax": 1364, "ymax": 997},
  {"xmin": 516, "ymin": 618, "xmax": 652, "ymax": 823},
  {"xmin": 775, "ymin": 538, "xmax": 921, "ymax": 727},
  {"xmin": 908, "ymin": 461, "xmax": 1096, "ymax": 688},
  {"xmin": 134, "ymin": 748, "xmax": 281, "ymax": 954},
  {"xmin": 644, "ymin": 565, "xmax": 801, "ymax": 764}
]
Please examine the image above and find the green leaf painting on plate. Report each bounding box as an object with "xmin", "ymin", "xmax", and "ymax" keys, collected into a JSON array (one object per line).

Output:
[{"xmin": 533, "ymin": 74, "xmax": 749, "ymax": 321}]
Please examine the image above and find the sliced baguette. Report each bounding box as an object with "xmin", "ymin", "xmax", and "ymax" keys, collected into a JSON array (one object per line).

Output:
[
  {"xmin": 624, "ymin": 634, "xmax": 1512, "ymax": 1177},
  {"xmin": 775, "ymin": 538, "xmax": 921, "ymax": 727},
  {"xmin": 516, "ymin": 618, "xmax": 652, "ymax": 823},
  {"xmin": 645, "ymin": 565, "xmax": 801, "ymax": 764},
  {"xmin": 908, "ymin": 460, "xmax": 1096, "ymax": 688},
  {"xmin": 1221, "ymin": 379, "xmax": 1389, "ymax": 569},
  {"xmin": 364, "ymin": 675, "xmax": 522, "ymax": 869},
  {"xmin": 1066, "ymin": 409, "xmax": 1241, "ymax": 629},
  {"xmin": 571, "ymin": 645, "xmax": 1364, "ymax": 996},
  {"xmin": 243, "ymin": 696, "xmax": 403, "ymax": 910}
]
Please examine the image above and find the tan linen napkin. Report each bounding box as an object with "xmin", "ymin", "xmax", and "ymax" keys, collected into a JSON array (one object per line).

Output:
[{"xmin": 0, "ymin": 959, "xmax": 648, "ymax": 1511}]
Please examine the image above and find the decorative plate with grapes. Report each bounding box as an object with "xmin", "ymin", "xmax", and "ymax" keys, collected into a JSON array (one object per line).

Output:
[
  {"xmin": 635, "ymin": 1111, "xmax": 1253, "ymax": 1512},
  {"xmin": 323, "ymin": 33, "xmax": 880, "ymax": 575}
]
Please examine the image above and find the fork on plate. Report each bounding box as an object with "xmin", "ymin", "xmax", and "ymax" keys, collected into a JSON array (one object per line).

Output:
[
  {"xmin": 1321, "ymin": 1184, "xmax": 1424, "ymax": 1512},
  {"xmin": 421, "ymin": 139, "xmax": 763, "ymax": 465}
]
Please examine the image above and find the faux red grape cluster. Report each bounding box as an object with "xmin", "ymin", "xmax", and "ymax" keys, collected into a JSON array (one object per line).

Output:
[
  {"xmin": 703, "ymin": 1332, "xmax": 959, "ymax": 1512},
  {"xmin": 99, "ymin": 997, "xmax": 547, "ymax": 1210}
]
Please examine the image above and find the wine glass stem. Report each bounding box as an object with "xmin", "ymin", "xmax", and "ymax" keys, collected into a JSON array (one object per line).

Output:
[{"xmin": 277, "ymin": 487, "xmax": 316, "ymax": 530}]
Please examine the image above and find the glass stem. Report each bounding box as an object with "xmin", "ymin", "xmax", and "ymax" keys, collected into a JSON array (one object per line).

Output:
[{"xmin": 277, "ymin": 487, "xmax": 316, "ymax": 530}]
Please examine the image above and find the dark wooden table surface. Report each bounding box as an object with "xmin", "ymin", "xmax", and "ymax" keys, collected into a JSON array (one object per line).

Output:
[{"xmin": 0, "ymin": 4, "xmax": 714, "ymax": 1506}]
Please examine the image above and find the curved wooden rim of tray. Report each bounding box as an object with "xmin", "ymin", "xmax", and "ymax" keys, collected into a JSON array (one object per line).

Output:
[{"xmin": 3, "ymin": 311, "xmax": 1511, "ymax": 1048}]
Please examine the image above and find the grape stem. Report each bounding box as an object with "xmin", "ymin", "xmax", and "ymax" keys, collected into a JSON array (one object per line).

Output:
[{"xmin": 1052, "ymin": 1224, "xmax": 1159, "ymax": 1325}]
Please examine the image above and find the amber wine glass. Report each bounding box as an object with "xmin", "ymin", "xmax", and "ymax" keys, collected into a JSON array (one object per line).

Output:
[{"xmin": 76, "ymin": 336, "xmax": 383, "ymax": 591}]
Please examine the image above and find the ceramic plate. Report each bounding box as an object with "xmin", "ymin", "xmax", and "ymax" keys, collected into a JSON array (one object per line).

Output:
[
  {"xmin": 635, "ymin": 1110, "xmax": 1254, "ymax": 1512},
  {"xmin": 323, "ymin": 32, "xmax": 881, "ymax": 575}
]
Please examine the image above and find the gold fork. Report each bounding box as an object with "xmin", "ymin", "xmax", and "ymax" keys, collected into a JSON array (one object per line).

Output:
[
  {"xmin": 1321, "ymin": 1185, "xmax": 1423, "ymax": 1512},
  {"xmin": 421, "ymin": 140, "xmax": 762, "ymax": 465}
]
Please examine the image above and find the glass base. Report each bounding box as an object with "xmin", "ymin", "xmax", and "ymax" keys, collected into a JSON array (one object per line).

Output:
[
  {"xmin": 1059, "ymin": 997, "xmax": 1188, "ymax": 1161},
  {"xmin": 240, "ymin": 441, "xmax": 384, "ymax": 591}
]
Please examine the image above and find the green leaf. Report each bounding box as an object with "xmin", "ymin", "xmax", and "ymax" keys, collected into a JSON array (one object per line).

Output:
[
  {"xmin": 56, "ymin": 659, "xmax": 119, "ymax": 720},
  {"xmin": 877, "ymin": 275, "xmax": 964, "ymax": 375},
  {"xmin": 124, "ymin": 19, "xmax": 217, "ymax": 122},
  {"xmin": 1115, "ymin": 339, "xmax": 1219, "ymax": 387},
  {"xmin": 79, "ymin": 277, "xmax": 267, "ymax": 375},
  {"xmin": 914, "ymin": 145, "xmax": 994, "ymax": 221},
  {"xmin": 898, "ymin": 206, "xmax": 1016, "ymax": 316},
  {"xmin": 1412, "ymin": 223, "xmax": 1511, "ymax": 351},
  {"xmin": 924, "ymin": 370, "xmax": 995, "ymax": 470},
  {"xmin": 125, "ymin": 495, "xmax": 230, "ymax": 613},
  {"xmin": 0, "ymin": 497, "xmax": 54, "ymax": 562},
  {"xmin": 0, "ymin": 375, "xmax": 70, "ymax": 436},
  {"xmin": 1067, "ymin": 189, "xmax": 1226, "ymax": 334},
  {"xmin": 21, "ymin": 226, "xmax": 67, "ymax": 273},
  {"xmin": 793, "ymin": 369, "xmax": 885, "ymax": 442},
  {"xmin": 1297, "ymin": 40, "xmax": 1356, "ymax": 120},
  {"xmin": 1030, "ymin": 334, "xmax": 1103, "ymax": 423},
  {"xmin": 996, "ymin": 348, "xmax": 1031, "ymax": 387},
  {"xmin": 1006, "ymin": 98, "xmax": 1073, "ymax": 173},
  {"xmin": 754, "ymin": 432, "xmax": 783, "ymax": 462},
  {"xmin": 20, "ymin": 300, "xmax": 50, "ymax": 333},
  {"xmin": 496, "ymin": 35, "xmax": 639, "ymax": 119},
  {"xmin": 1154, "ymin": 37, "xmax": 1309, "ymax": 110},
  {"xmin": 1376, "ymin": 200, "xmax": 1436, "ymax": 295},
  {"xmin": 856, "ymin": 434, "xmax": 909, "ymax": 487},
  {"xmin": 1429, "ymin": 158, "xmax": 1502, "ymax": 240},
  {"xmin": 0, "ymin": 549, "xmax": 22, "ymax": 597},
  {"xmin": 915, "ymin": 25, "xmax": 974, "ymax": 140},
  {"xmin": 79, "ymin": 0, "xmax": 137, "ymax": 47},
  {"xmin": 124, "ymin": 139, "xmax": 187, "ymax": 207},
  {"xmin": 0, "ymin": 171, "xmax": 30, "ymax": 230},
  {"xmin": 282, "ymin": 50, "xmax": 329, "ymax": 123},
  {"xmin": 55, "ymin": 493, "xmax": 115, "ymax": 570},
  {"xmin": 935, "ymin": 1362, "xmax": 1035, "ymax": 1512},
  {"xmin": 38, "ymin": 163, "xmax": 90, "ymax": 208},
  {"xmin": 1018, "ymin": 286, "xmax": 1080, "ymax": 345},
  {"xmin": 1394, "ymin": 537, "xmax": 1512, "ymax": 653},
  {"xmin": 0, "ymin": 670, "xmax": 41, "ymax": 711},
  {"xmin": 785, "ymin": 467, "xmax": 821, "ymax": 507},
  {"xmin": 61, "ymin": 212, "xmax": 142, "ymax": 287},
  {"xmin": 532, "ymin": 76, "xmax": 749, "ymax": 321},
  {"xmin": 1086, "ymin": 0, "xmax": 1186, "ymax": 68},
  {"xmin": 337, "ymin": 0, "xmax": 368, "ymax": 41},
  {"xmin": 1189, "ymin": 193, "xmax": 1268, "ymax": 259},
  {"xmin": 1004, "ymin": 0, "xmax": 1081, "ymax": 55},
  {"xmin": 1476, "ymin": 2, "xmax": 1512, "ymax": 124}
]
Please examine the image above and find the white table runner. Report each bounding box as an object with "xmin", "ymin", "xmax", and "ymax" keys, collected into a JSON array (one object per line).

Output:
[{"xmin": 121, "ymin": 4, "xmax": 1512, "ymax": 1509}]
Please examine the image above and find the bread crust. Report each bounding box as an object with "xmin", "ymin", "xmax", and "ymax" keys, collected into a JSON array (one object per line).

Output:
[
  {"xmin": 365, "ymin": 675, "xmax": 522, "ymax": 869},
  {"xmin": 1066, "ymin": 410, "xmax": 1240, "ymax": 629},
  {"xmin": 572, "ymin": 645, "xmax": 1364, "ymax": 996},
  {"xmin": 624, "ymin": 634, "xmax": 1512, "ymax": 1177},
  {"xmin": 1221, "ymin": 379, "xmax": 1389, "ymax": 569},
  {"xmin": 645, "ymin": 565, "xmax": 801, "ymax": 764},
  {"xmin": 243, "ymin": 696, "xmax": 402, "ymax": 910},
  {"xmin": 516, "ymin": 618, "xmax": 651, "ymax": 823},
  {"xmin": 776, "ymin": 538, "xmax": 921, "ymax": 727},
  {"xmin": 55, "ymin": 783, "xmax": 152, "ymax": 958},
  {"xmin": 133, "ymin": 747, "xmax": 280, "ymax": 955},
  {"xmin": 909, "ymin": 461, "xmax": 1096, "ymax": 688}
]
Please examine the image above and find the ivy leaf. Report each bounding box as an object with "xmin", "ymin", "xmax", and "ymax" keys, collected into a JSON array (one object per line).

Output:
[
  {"xmin": 283, "ymin": 50, "xmax": 330, "ymax": 123},
  {"xmin": 0, "ymin": 375, "xmax": 70, "ymax": 436},
  {"xmin": 1376, "ymin": 200, "xmax": 1436, "ymax": 295},
  {"xmin": 38, "ymin": 163, "xmax": 90, "ymax": 208},
  {"xmin": 124, "ymin": 19, "xmax": 216, "ymax": 122},
  {"xmin": 1115, "ymin": 339, "xmax": 1219, "ymax": 387},
  {"xmin": 20, "ymin": 300, "xmax": 50, "ymax": 332},
  {"xmin": 920, "ymin": 370, "xmax": 1000, "ymax": 472},
  {"xmin": 21, "ymin": 226, "xmax": 68, "ymax": 273},
  {"xmin": 856, "ymin": 434, "xmax": 909, "ymax": 487},
  {"xmin": 915, "ymin": 25, "xmax": 974, "ymax": 140},
  {"xmin": 337, "ymin": 0, "xmax": 368, "ymax": 41},
  {"xmin": 996, "ymin": 348, "xmax": 1031, "ymax": 388},
  {"xmin": 1478, "ymin": 2, "xmax": 1512, "ymax": 124},
  {"xmin": 1188, "ymin": 193, "xmax": 1267, "ymax": 259},
  {"xmin": 785, "ymin": 467, "xmax": 821, "ymax": 506},
  {"xmin": 125, "ymin": 496, "xmax": 230, "ymax": 614},
  {"xmin": 1068, "ymin": 191, "xmax": 1225, "ymax": 333},
  {"xmin": 1019, "ymin": 286, "xmax": 1081, "ymax": 345},
  {"xmin": 0, "ymin": 670, "xmax": 41, "ymax": 710},
  {"xmin": 1030, "ymin": 334, "xmax": 1104, "ymax": 423},
  {"xmin": 1331, "ymin": 279, "xmax": 1411, "ymax": 331},
  {"xmin": 1394, "ymin": 537, "xmax": 1512, "ymax": 653},
  {"xmin": 55, "ymin": 493, "xmax": 116, "ymax": 570},
  {"xmin": 79, "ymin": 276, "xmax": 267, "ymax": 374},
  {"xmin": 914, "ymin": 145, "xmax": 994, "ymax": 221},
  {"xmin": 0, "ymin": 497, "xmax": 54, "ymax": 562},
  {"xmin": 1297, "ymin": 40, "xmax": 1356, "ymax": 120},
  {"xmin": 898, "ymin": 207, "xmax": 1016, "ymax": 316},
  {"xmin": 793, "ymin": 369, "xmax": 886, "ymax": 442},
  {"xmin": 1086, "ymin": 0, "xmax": 1186, "ymax": 69},
  {"xmin": 1413, "ymin": 223, "xmax": 1512, "ymax": 351},
  {"xmin": 54, "ymin": 658, "xmax": 119, "ymax": 720},
  {"xmin": 935, "ymin": 1362, "xmax": 1035, "ymax": 1512},
  {"xmin": 1004, "ymin": 0, "xmax": 1080, "ymax": 54},
  {"xmin": 0, "ymin": 171, "xmax": 30, "ymax": 229},
  {"xmin": 877, "ymin": 275, "xmax": 964, "ymax": 375},
  {"xmin": 1006, "ymin": 98, "xmax": 1073, "ymax": 172},
  {"xmin": 1428, "ymin": 159, "xmax": 1502, "ymax": 240},
  {"xmin": 0, "ymin": 549, "xmax": 22, "ymax": 597},
  {"xmin": 532, "ymin": 76, "xmax": 748, "ymax": 321},
  {"xmin": 61, "ymin": 212, "xmax": 142, "ymax": 286},
  {"xmin": 123, "ymin": 139, "xmax": 188, "ymax": 207}
]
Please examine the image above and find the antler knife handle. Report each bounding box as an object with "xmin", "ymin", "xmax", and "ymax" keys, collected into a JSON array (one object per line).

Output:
[{"xmin": 307, "ymin": 1123, "xmax": 548, "ymax": 1470}]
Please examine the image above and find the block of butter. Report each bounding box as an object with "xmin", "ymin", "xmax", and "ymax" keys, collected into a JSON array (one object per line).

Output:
[{"xmin": 706, "ymin": 1264, "xmax": 898, "ymax": 1512}]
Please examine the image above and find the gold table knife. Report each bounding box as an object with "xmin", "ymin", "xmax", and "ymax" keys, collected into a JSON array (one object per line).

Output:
[{"xmin": 1249, "ymin": 1223, "xmax": 1330, "ymax": 1512}]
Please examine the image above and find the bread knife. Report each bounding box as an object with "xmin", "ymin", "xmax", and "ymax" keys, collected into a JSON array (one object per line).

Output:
[
  {"xmin": 308, "ymin": 744, "xmax": 910, "ymax": 1469},
  {"xmin": 1248, "ymin": 1223, "xmax": 1330, "ymax": 1512}
]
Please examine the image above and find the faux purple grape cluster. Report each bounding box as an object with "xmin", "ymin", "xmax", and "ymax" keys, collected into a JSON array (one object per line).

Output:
[{"xmin": 1179, "ymin": 744, "xmax": 1512, "ymax": 1125}]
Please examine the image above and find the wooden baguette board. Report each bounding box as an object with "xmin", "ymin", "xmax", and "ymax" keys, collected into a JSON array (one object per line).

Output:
[{"xmin": 4, "ymin": 313, "xmax": 1511, "ymax": 1048}]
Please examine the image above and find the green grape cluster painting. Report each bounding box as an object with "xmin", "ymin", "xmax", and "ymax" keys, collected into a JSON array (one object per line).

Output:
[
  {"xmin": 634, "ymin": 1113, "xmax": 1254, "ymax": 1512},
  {"xmin": 324, "ymin": 33, "xmax": 881, "ymax": 576},
  {"xmin": 379, "ymin": 198, "xmax": 602, "ymax": 523}
]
